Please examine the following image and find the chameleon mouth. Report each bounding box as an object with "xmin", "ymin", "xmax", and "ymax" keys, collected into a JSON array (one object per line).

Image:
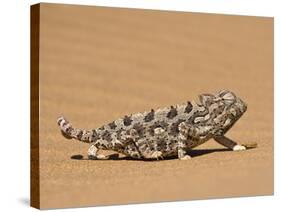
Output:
[
  {"xmin": 237, "ymin": 98, "xmax": 247, "ymax": 114},
  {"xmin": 231, "ymin": 100, "xmax": 247, "ymax": 121}
]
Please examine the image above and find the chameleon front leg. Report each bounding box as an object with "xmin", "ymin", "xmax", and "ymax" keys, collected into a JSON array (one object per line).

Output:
[
  {"xmin": 214, "ymin": 136, "xmax": 246, "ymax": 151},
  {"xmin": 177, "ymin": 123, "xmax": 193, "ymax": 160},
  {"xmin": 177, "ymin": 135, "xmax": 192, "ymax": 160},
  {"xmin": 177, "ymin": 122, "xmax": 215, "ymax": 160}
]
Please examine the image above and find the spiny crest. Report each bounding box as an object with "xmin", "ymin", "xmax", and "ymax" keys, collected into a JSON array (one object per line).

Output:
[{"xmin": 144, "ymin": 109, "xmax": 155, "ymax": 122}]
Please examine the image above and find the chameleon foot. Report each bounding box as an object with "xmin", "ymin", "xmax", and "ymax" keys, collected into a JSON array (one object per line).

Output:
[
  {"xmin": 151, "ymin": 151, "xmax": 163, "ymax": 160},
  {"xmin": 233, "ymin": 144, "xmax": 246, "ymax": 151},
  {"xmin": 87, "ymin": 144, "xmax": 107, "ymax": 159},
  {"xmin": 88, "ymin": 154, "xmax": 107, "ymax": 160},
  {"xmin": 179, "ymin": 155, "xmax": 192, "ymax": 160}
]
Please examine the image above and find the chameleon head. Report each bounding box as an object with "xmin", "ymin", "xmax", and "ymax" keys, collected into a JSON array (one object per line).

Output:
[{"xmin": 199, "ymin": 90, "xmax": 247, "ymax": 136}]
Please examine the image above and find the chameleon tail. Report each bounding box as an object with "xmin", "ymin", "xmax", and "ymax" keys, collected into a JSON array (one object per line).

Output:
[{"xmin": 57, "ymin": 116, "xmax": 93, "ymax": 143}]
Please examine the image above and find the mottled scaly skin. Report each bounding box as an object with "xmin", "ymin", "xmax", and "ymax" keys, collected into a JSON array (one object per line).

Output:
[{"xmin": 57, "ymin": 90, "xmax": 248, "ymax": 160}]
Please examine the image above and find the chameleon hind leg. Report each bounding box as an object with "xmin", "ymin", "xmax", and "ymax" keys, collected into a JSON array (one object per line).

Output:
[
  {"xmin": 87, "ymin": 144, "xmax": 107, "ymax": 160},
  {"xmin": 214, "ymin": 136, "xmax": 246, "ymax": 151},
  {"xmin": 135, "ymin": 127, "xmax": 167, "ymax": 160},
  {"xmin": 134, "ymin": 137, "xmax": 164, "ymax": 160},
  {"xmin": 123, "ymin": 142, "xmax": 142, "ymax": 159}
]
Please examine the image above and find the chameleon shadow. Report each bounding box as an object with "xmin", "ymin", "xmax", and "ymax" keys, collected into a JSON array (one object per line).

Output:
[
  {"xmin": 188, "ymin": 148, "xmax": 232, "ymax": 157},
  {"xmin": 70, "ymin": 148, "xmax": 232, "ymax": 161}
]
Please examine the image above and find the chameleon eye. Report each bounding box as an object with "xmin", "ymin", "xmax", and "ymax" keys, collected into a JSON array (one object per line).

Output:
[{"xmin": 222, "ymin": 92, "xmax": 236, "ymax": 100}]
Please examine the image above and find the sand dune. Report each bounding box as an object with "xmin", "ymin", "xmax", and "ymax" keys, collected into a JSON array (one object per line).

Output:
[{"xmin": 37, "ymin": 3, "xmax": 273, "ymax": 209}]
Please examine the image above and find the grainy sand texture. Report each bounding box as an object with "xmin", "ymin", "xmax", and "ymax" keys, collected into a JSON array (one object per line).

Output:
[{"xmin": 37, "ymin": 3, "xmax": 273, "ymax": 209}]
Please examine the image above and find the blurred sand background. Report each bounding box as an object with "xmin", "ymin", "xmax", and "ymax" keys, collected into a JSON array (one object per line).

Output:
[{"xmin": 38, "ymin": 3, "xmax": 273, "ymax": 209}]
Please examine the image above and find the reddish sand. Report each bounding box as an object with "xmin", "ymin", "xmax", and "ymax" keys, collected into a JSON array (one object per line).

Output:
[{"xmin": 38, "ymin": 4, "xmax": 273, "ymax": 209}]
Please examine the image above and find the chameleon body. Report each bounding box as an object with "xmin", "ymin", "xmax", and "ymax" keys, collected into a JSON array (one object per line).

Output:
[{"xmin": 57, "ymin": 90, "xmax": 249, "ymax": 160}]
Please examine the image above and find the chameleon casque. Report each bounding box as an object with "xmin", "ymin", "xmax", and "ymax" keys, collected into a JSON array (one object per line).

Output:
[{"xmin": 57, "ymin": 90, "xmax": 251, "ymax": 160}]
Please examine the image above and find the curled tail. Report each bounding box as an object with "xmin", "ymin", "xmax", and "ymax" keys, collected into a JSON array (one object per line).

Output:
[{"xmin": 57, "ymin": 116, "xmax": 94, "ymax": 143}]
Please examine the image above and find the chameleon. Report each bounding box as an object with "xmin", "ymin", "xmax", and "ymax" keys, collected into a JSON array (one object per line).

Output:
[{"xmin": 57, "ymin": 90, "xmax": 255, "ymax": 160}]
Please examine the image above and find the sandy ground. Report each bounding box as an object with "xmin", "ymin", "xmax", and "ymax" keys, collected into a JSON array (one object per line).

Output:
[{"xmin": 38, "ymin": 4, "xmax": 273, "ymax": 209}]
